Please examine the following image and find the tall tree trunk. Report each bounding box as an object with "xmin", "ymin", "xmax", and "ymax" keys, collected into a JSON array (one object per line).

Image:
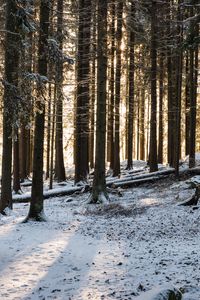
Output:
[
  {"xmin": 90, "ymin": 0, "xmax": 108, "ymax": 203},
  {"xmin": 13, "ymin": 130, "xmax": 21, "ymax": 193},
  {"xmin": 113, "ymin": 1, "xmax": 123, "ymax": 177},
  {"xmin": 188, "ymin": 14, "xmax": 196, "ymax": 167},
  {"xmin": 0, "ymin": 0, "xmax": 20, "ymax": 214},
  {"xmin": 167, "ymin": 0, "xmax": 174, "ymax": 167},
  {"xmin": 158, "ymin": 52, "xmax": 164, "ymax": 164},
  {"xmin": 89, "ymin": 2, "xmax": 97, "ymax": 170},
  {"xmin": 54, "ymin": 0, "xmax": 66, "ymax": 182},
  {"xmin": 46, "ymin": 82, "xmax": 52, "ymax": 179},
  {"xmin": 127, "ymin": 2, "xmax": 135, "ymax": 170},
  {"xmin": 25, "ymin": 0, "xmax": 50, "ymax": 221},
  {"xmin": 49, "ymin": 86, "xmax": 56, "ymax": 190},
  {"xmin": 149, "ymin": 0, "xmax": 158, "ymax": 172},
  {"xmin": 140, "ymin": 79, "xmax": 145, "ymax": 161},
  {"xmin": 20, "ymin": 125, "xmax": 27, "ymax": 181},
  {"xmin": 174, "ymin": 0, "xmax": 183, "ymax": 176},
  {"xmin": 46, "ymin": 4, "xmax": 54, "ymax": 180},
  {"xmin": 185, "ymin": 53, "xmax": 190, "ymax": 156},
  {"xmin": 107, "ymin": 0, "xmax": 115, "ymax": 170},
  {"xmin": 75, "ymin": 0, "xmax": 91, "ymax": 183}
]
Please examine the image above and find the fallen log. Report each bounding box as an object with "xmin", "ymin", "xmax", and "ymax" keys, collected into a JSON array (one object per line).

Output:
[
  {"xmin": 112, "ymin": 175, "xmax": 168, "ymax": 188},
  {"xmin": 107, "ymin": 168, "xmax": 175, "ymax": 187},
  {"xmin": 13, "ymin": 185, "xmax": 90, "ymax": 203},
  {"xmin": 21, "ymin": 181, "xmax": 32, "ymax": 187}
]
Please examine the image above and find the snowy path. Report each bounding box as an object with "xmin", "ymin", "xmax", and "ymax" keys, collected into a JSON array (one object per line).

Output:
[{"xmin": 0, "ymin": 181, "xmax": 200, "ymax": 299}]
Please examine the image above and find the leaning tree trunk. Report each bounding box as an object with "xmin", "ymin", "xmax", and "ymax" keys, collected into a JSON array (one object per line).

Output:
[
  {"xmin": 25, "ymin": 0, "xmax": 50, "ymax": 221},
  {"xmin": 0, "ymin": 0, "xmax": 20, "ymax": 214},
  {"xmin": 90, "ymin": 0, "xmax": 109, "ymax": 204}
]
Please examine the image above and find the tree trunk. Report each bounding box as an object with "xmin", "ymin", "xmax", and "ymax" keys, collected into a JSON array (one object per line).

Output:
[
  {"xmin": 75, "ymin": 0, "xmax": 91, "ymax": 183},
  {"xmin": 189, "ymin": 5, "xmax": 196, "ymax": 168},
  {"xmin": 25, "ymin": 0, "xmax": 50, "ymax": 221},
  {"xmin": 174, "ymin": 1, "xmax": 183, "ymax": 176},
  {"xmin": 149, "ymin": 0, "xmax": 158, "ymax": 172},
  {"xmin": 127, "ymin": 2, "xmax": 135, "ymax": 170},
  {"xmin": 0, "ymin": 0, "xmax": 20, "ymax": 213},
  {"xmin": 54, "ymin": 0, "xmax": 66, "ymax": 182},
  {"xmin": 90, "ymin": 0, "xmax": 109, "ymax": 203},
  {"xmin": 49, "ymin": 86, "xmax": 56, "ymax": 190},
  {"xmin": 113, "ymin": 1, "xmax": 123, "ymax": 177},
  {"xmin": 185, "ymin": 53, "xmax": 190, "ymax": 156},
  {"xmin": 107, "ymin": 0, "xmax": 115, "ymax": 170},
  {"xmin": 158, "ymin": 52, "xmax": 164, "ymax": 164},
  {"xmin": 13, "ymin": 130, "xmax": 21, "ymax": 193},
  {"xmin": 89, "ymin": 2, "xmax": 97, "ymax": 170}
]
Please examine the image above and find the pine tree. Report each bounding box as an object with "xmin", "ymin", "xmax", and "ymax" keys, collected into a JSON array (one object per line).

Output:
[{"xmin": 90, "ymin": 0, "xmax": 109, "ymax": 204}]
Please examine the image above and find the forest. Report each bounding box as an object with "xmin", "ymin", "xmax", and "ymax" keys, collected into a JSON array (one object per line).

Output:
[{"xmin": 0, "ymin": 0, "xmax": 199, "ymax": 299}]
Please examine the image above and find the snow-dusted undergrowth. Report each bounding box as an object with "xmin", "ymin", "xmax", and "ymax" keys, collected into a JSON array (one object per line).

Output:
[{"xmin": 0, "ymin": 178, "xmax": 200, "ymax": 299}]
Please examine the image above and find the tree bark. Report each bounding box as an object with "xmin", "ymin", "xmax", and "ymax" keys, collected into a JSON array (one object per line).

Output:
[
  {"xmin": 75, "ymin": 0, "xmax": 91, "ymax": 183},
  {"xmin": 127, "ymin": 2, "xmax": 135, "ymax": 170},
  {"xmin": 90, "ymin": 0, "xmax": 109, "ymax": 203},
  {"xmin": 107, "ymin": 0, "xmax": 115, "ymax": 170},
  {"xmin": 149, "ymin": 0, "xmax": 158, "ymax": 172},
  {"xmin": 113, "ymin": 1, "xmax": 123, "ymax": 177},
  {"xmin": 158, "ymin": 52, "xmax": 164, "ymax": 164},
  {"xmin": 0, "ymin": 0, "xmax": 20, "ymax": 213},
  {"xmin": 54, "ymin": 0, "xmax": 66, "ymax": 182},
  {"xmin": 25, "ymin": 0, "xmax": 50, "ymax": 221}
]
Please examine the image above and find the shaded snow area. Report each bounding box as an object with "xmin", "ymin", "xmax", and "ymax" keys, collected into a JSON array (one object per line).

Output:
[{"xmin": 1, "ymin": 180, "xmax": 200, "ymax": 299}]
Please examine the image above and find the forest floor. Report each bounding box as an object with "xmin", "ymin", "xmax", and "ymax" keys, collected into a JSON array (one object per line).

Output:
[{"xmin": 1, "ymin": 164, "xmax": 200, "ymax": 299}]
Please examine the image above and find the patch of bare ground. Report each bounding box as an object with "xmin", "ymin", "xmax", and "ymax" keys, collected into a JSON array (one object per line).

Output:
[{"xmin": 83, "ymin": 203, "xmax": 147, "ymax": 218}]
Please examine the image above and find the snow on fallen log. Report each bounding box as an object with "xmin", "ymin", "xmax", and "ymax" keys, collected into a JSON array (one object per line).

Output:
[
  {"xmin": 111, "ymin": 176, "xmax": 169, "ymax": 188},
  {"xmin": 107, "ymin": 168, "xmax": 175, "ymax": 187},
  {"xmin": 20, "ymin": 181, "xmax": 32, "ymax": 187},
  {"xmin": 13, "ymin": 185, "xmax": 90, "ymax": 203}
]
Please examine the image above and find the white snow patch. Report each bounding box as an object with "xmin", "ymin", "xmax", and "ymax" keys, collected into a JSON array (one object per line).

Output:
[{"xmin": 0, "ymin": 179, "xmax": 200, "ymax": 299}]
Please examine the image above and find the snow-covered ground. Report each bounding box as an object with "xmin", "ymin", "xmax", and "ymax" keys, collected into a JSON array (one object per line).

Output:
[{"xmin": 1, "ymin": 178, "xmax": 200, "ymax": 299}]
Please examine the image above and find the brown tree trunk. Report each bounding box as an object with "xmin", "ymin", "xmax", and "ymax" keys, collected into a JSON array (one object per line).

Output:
[
  {"xmin": 158, "ymin": 52, "xmax": 164, "ymax": 164},
  {"xmin": 127, "ymin": 2, "xmax": 135, "ymax": 170},
  {"xmin": 75, "ymin": 0, "xmax": 91, "ymax": 183},
  {"xmin": 13, "ymin": 130, "xmax": 21, "ymax": 193},
  {"xmin": 113, "ymin": 1, "xmax": 123, "ymax": 177},
  {"xmin": 107, "ymin": 0, "xmax": 115, "ymax": 170},
  {"xmin": 174, "ymin": 0, "xmax": 183, "ymax": 176},
  {"xmin": 89, "ymin": 2, "xmax": 97, "ymax": 170},
  {"xmin": 149, "ymin": 0, "xmax": 158, "ymax": 172},
  {"xmin": 189, "ymin": 5, "xmax": 197, "ymax": 168},
  {"xmin": 49, "ymin": 86, "xmax": 56, "ymax": 190},
  {"xmin": 0, "ymin": 0, "xmax": 20, "ymax": 213},
  {"xmin": 90, "ymin": 0, "xmax": 108, "ymax": 203},
  {"xmin": 54, "ymin": 0, "xmax": 66, "ymax": 182},
  {"xmin": 185, "ymin": 53, "xmax": 190, "ymax": 156},
  {"xmin": 25, "ymin": 0, "xmax": 50, "ymax": 221},
  {"xmin": 167, "ymin": 0, "xmax": 174, "ymax": 167}
]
